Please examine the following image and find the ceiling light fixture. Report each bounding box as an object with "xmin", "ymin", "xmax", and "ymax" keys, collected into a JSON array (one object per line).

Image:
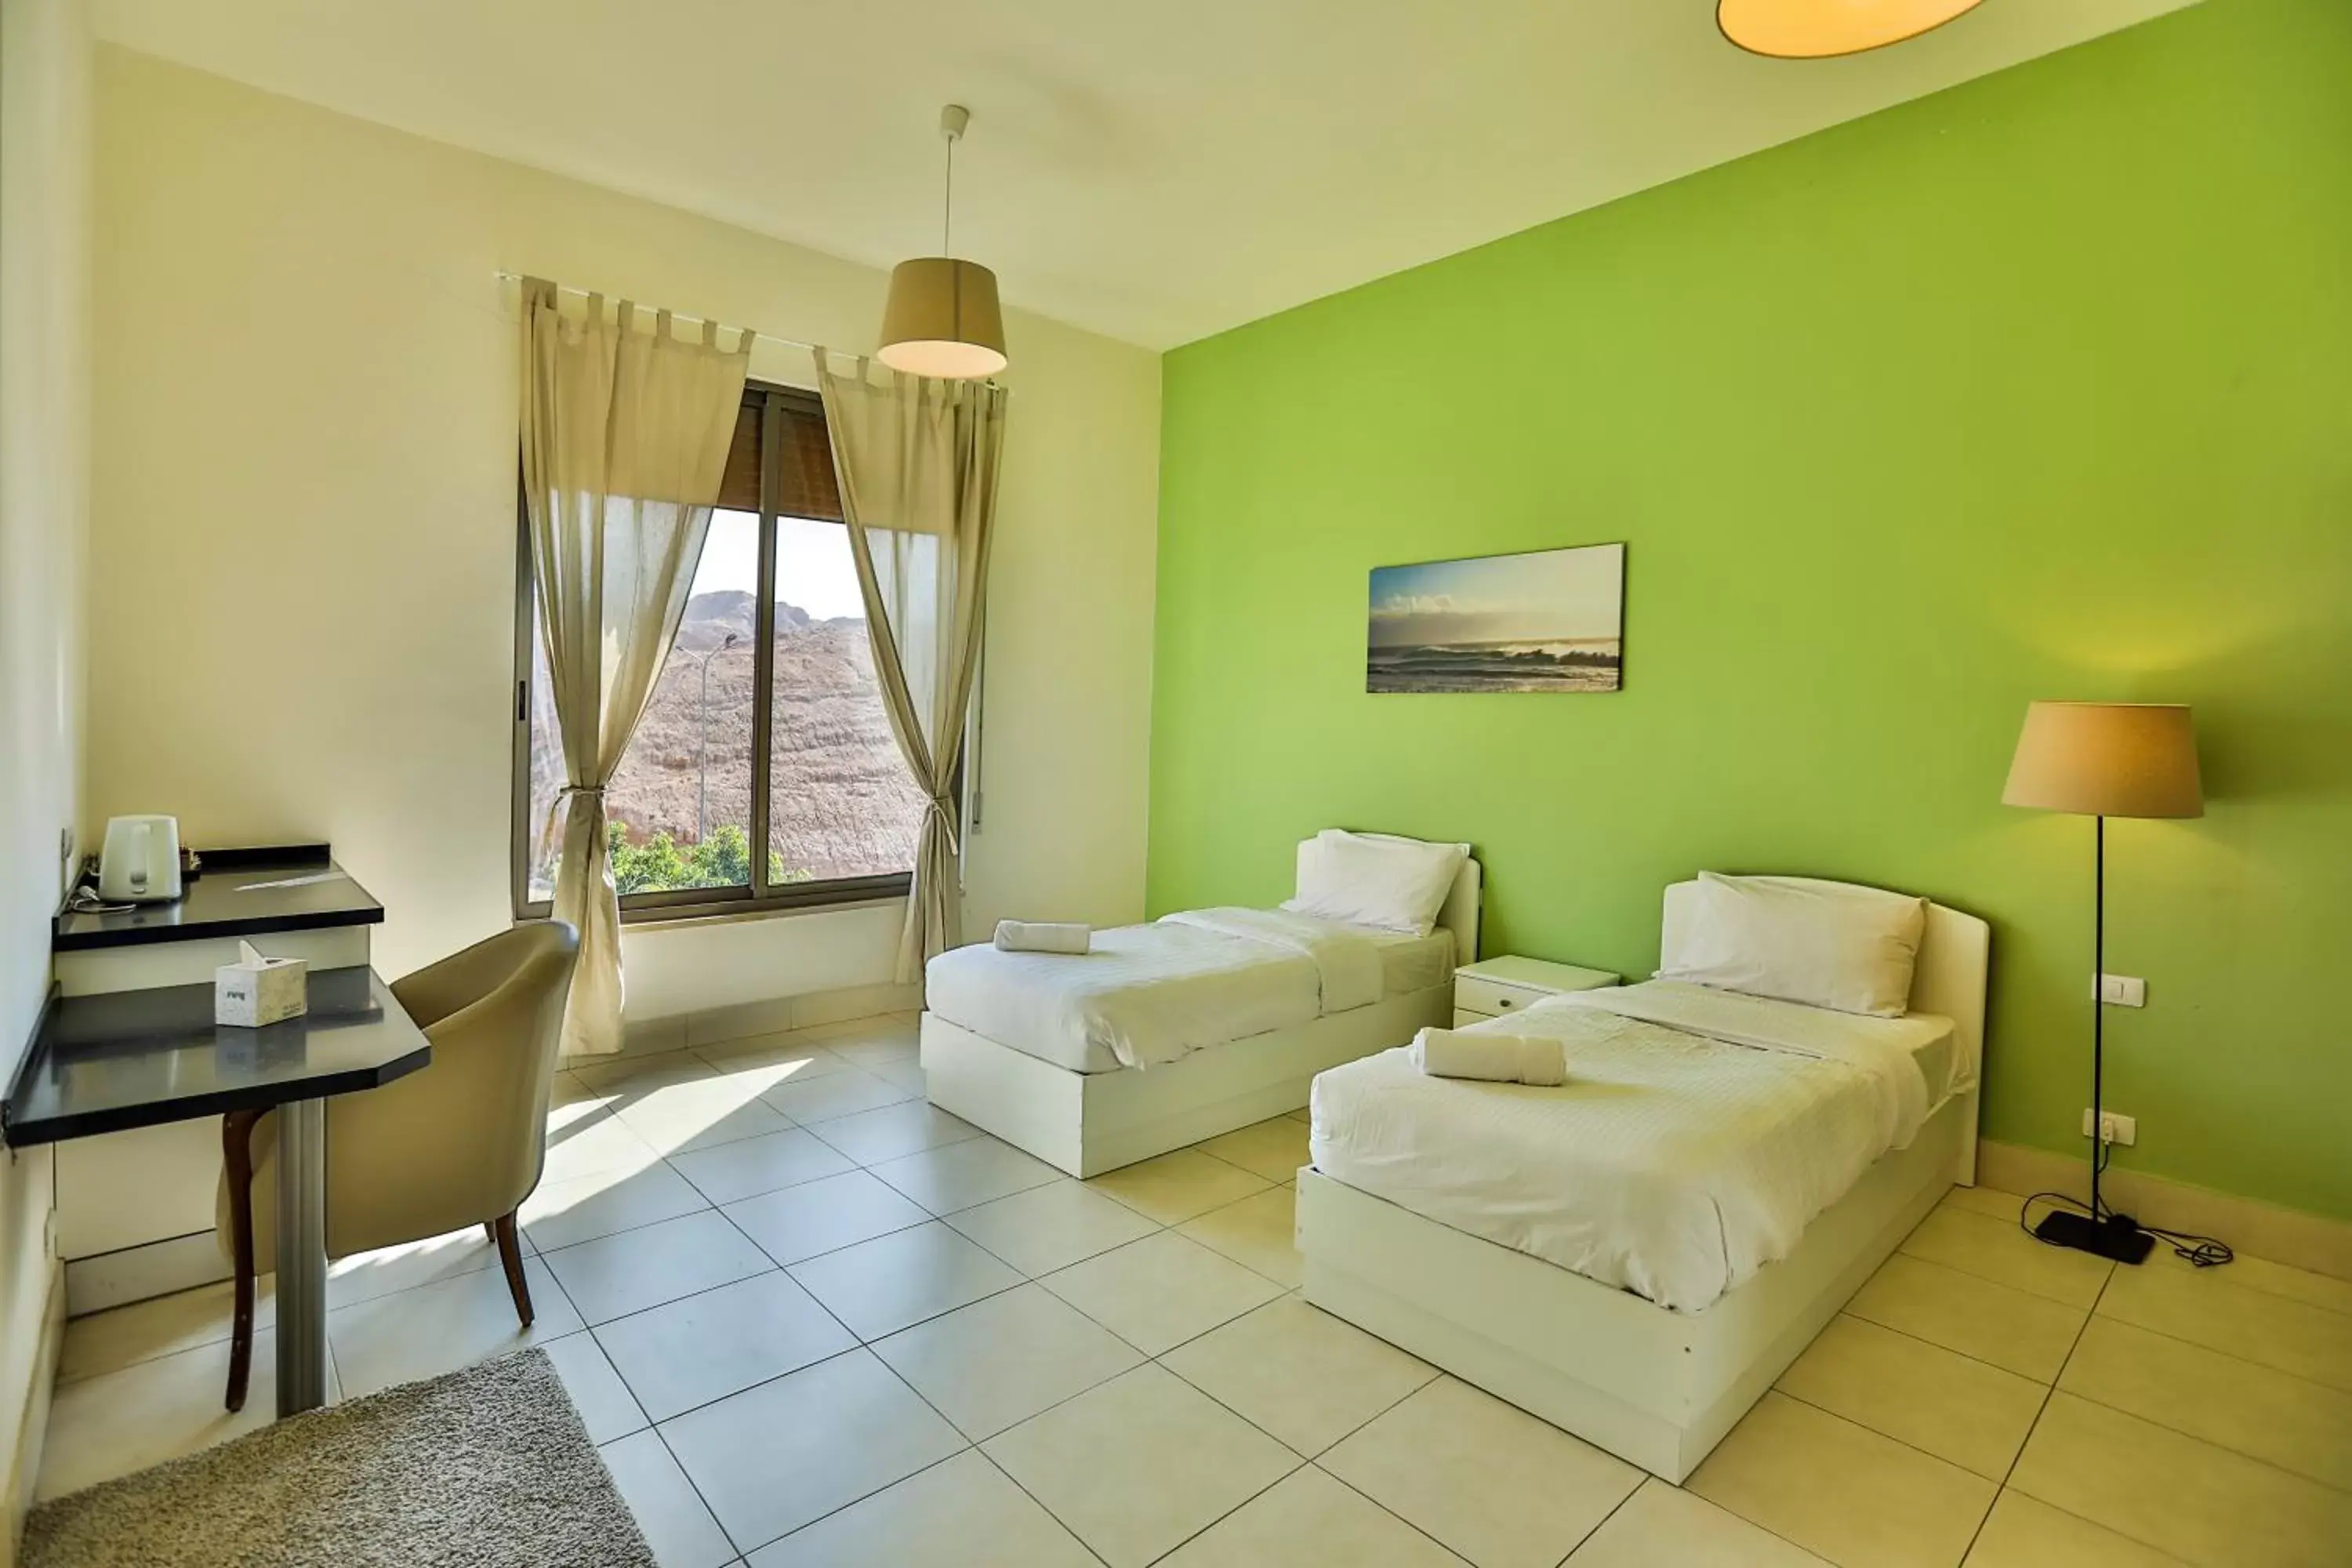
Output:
[
  {"xmin": 877, "ymin": 104, "xmax": 1007, "ymax": 380},
  {"xmin": 1717, "ymin": 0, "xmax": 1986, "ymax": 59}
]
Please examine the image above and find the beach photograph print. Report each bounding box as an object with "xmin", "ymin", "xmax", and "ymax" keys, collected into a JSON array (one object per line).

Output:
[{"xmin": 1367, "ymin": 541, "xmax": 1624, "ymax": 694}]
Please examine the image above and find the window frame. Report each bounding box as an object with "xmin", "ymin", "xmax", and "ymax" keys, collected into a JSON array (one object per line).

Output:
[{"xmin": 511, "ymin": 379, "xmax": 916, "ymax": 924}]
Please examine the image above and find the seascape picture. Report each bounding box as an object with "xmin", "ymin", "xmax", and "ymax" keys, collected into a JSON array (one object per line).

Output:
[{"xmin": 1367, "ymin": 542, "xmax": 1624, "ymax": 694}]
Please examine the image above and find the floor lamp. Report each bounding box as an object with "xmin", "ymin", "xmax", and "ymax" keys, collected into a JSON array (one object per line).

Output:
[{"xmin": 2002, "ymin": 701, "xmax": 2202, "ymax": 1265}]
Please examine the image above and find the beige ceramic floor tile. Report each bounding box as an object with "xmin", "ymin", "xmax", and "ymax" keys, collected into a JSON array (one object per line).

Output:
[
  {"xmin": 1178, "ymin": 1185, "xmax": 1304, "ymax": 1288},
  {"xmin": 37, "ymin": 1330, "xmax": 285, "ymax": 1501},
  {"xmin": 1567, "ymin": 1478, "xmax": 1832, "ymax": 1567},
  {"xmin": 1162, "ymin": 1295, "xmax": 1435, "ymax": 1457},
  {"xmin": 1040, "ymin": 1231, "xmax": 1285, "ymax": 1356},
  {"xmin": 1847, "ymin": 1254, "xmax": 2088, "ymax": 1384},
  {"xmin": 721, "ymin": 1170, "xmax": 931, "ymax": 1266},
  {"xmin": 600, "ymin": 1427, "xmax": 738, "ymax": 1568},
  {"xmin": 870, "ymin": 1283, "xmax": 1142, "ymax": 1439},
  {"xmin": 2145, "ymin": 1249, "xmax": 2352, "ymax": 1319},
  {"xmin": 787, "ymin": 1221, "xmax": 1023, "ymax": 1340},
  {"xmin": 1321, "ymin": 1376, "xmax": 1642, "ymax": 1568},
  {"xmin": 869, "ymin": 1136, "xmax": 1063, "ymax": 1216},
  {"xmin": 1940, "ymin": 1185, "xmax": 2031, "ymax": 1223},
  {"xmin": 1160, "ymin": 1464, "xmax": 1470, "ymax": 1567},
  {"xmin": 328, "ymin": 1256, "xmax": 579, "ymax": 1399},
  {"xmin": 58, "ymin": 1280, "xmax": 274, "ymax": 1385},
  {"xmin": 2097, "ymin": 1262, "xmax": 2352, "ymax": 1394},
  {"xmin": 1086, "ymin": 1148, "xmax": 1272, "ymax": 1225},
  {"xmin": 802, "ymin": 1101, "xmax": 982, "ymax": 1164},
  {"xmin": 982, "ymin": 1363, "xmax": 1300, "ymax": 1568},
  {"xmin": 667, "ymin": 1127, "xmax": 858, "ymax": 1206},
  {"xmin": 942, "ymin": 1178, "xmax": 1160, "ymax": 1276},
  {"xmin": 2010, "ymin": 1392, "xmax": 2352, "ymax": 1568},
  {"xmin": 691, "ymin": 1033, "xmax": 855, "ymax": 1081},
  {"xmin": 610, "ymin": 1074, "xmax": 797, "ymax": 1156},
  {"xmin": 760, "ymin": 1067, "xmax": 917, "ymax": 1124},
  {"xmin": 327, "ymin": 1225, "xmax": 515, "ymax": 1311},
  {"xmin": 1687, "ymin": 1392, "xmax": 1995, "ymax": 1568},
  {"xmin": 1962, "ymin": 1491, "xmax": 2189, "ymax": 1567},
  {"xmin": 1777, "ymin": 1315, "xmax": 2046, "ymax": 1479},
  {"xmin": 521, "ymin": 1160, "xmax": 713, "ymax": 1252},
  {"xmin": 1195, "ymin": 1116, "xmax": 1314, "ymax": 1184},
  {"xmin": 660, "ymin": 1347, "xmax": 967, "ymax": 1554},
  {"xmin": 2060, "ymin": 1316, "xmax": 2352, "ymax": 1492},
  {"xmin": 574, "ymin": 1049, "xmax": 718, "ymax": 1094},
  {"xmin": 540, "ymin": 1330, "xmax": 648, "ymax": 1444},
  {"xmin": 746, "ymin": 1449, "xmax": 1097, "ymax": 1567},
  {"xmin": 539, "ymin": 1210, "xmax": 775, "ymax": 1325},
  {"xmin": 594, "ymin": 1271, "xmax": 855, "ymax": 1422},
  {"xmin": 539, "ymin": 1107, "xmax": 667, "ymax": 1185},
  {"xmin": 1899, "ymin": 1209, "xmax": 2112, "ymax": 1310}
]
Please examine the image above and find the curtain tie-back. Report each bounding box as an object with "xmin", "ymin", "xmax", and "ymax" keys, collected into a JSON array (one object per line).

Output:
[
  {"xmin": 924, "ymin": 795, "xmax": 961, "ymax": 857},
  {"xmin": 558, "ymin": 784, "xmax": 609, "ymax": 797}
]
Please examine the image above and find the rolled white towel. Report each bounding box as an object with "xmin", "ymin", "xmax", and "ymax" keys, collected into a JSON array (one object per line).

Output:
[
  {"xmin": 994, "ymin": 920, "xmax": 1092, "ymax": 955},
  {"xmin": 1410, "ymin": 1026, "xmax": 1567, "ymax": 1087}
]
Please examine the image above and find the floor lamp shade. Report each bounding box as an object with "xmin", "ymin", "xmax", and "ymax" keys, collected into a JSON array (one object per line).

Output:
[
  {"xmin": 878, "ymin": 257, "xmax": 1007, "ymax": 381},
  {"xmin": 1716, "ymin": 0, "xmax": 1985, "ymax": 58},
  {"xmin": 2002, "ymin": 702, "xmax": 2203, "ymax": 821}
]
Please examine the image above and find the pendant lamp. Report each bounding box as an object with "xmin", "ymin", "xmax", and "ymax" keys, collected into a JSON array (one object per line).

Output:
[
  {"xmin": 878, "ymin": 104, "xmax": 1007, "ymax": 380},
  {"xmin": 1718, "ymin": 0, "xmax": 1985, "ymax": 59}
]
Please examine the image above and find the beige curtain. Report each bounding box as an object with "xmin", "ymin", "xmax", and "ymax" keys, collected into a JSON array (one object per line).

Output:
[
  {"xmin": 812, "ymin": 354, "xmax": 1009, "ymax": 982},
  {"xmin": 521, "ymin": 281, "xmax": 750, "ymax": 1055}
]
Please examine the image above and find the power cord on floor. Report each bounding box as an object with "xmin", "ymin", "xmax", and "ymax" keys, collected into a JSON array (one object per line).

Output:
[{"xmin": 2017, "ymin": 1138, "xmax": 2234, "ymax": 1269}]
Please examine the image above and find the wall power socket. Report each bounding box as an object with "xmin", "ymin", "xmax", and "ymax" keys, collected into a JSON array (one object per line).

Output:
[{"xmin": 2082, "ymin": 1109, "xmax": 2137, "ymax": 1146}]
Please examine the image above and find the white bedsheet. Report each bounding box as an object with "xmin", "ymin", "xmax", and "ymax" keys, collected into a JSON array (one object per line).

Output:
[
  {"xmin": 1308, "ymin": 981, "xmax": 1953, "ymax": 1312},
  {"xmin": 925, "ymin": 909, "xmax": 1450, "ymax": 1073}
]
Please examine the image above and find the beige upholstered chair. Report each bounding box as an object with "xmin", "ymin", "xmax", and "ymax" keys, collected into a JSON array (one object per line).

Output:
[{"xmin": 216, "ymin": 920, "xmax": 579, "ymax": 1410}]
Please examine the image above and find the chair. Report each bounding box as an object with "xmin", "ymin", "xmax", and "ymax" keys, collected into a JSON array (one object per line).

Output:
[{"xmin": 216, "ymin": 920, "xmax": 579, "ymax": 1410}]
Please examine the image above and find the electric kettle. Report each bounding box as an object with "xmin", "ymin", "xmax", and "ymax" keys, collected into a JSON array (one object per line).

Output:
[{"xmin": 98, "ymin": 815, "xmax": 184, "ymax": 903}]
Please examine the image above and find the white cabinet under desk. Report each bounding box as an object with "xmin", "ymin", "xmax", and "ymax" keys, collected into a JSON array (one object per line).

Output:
[{"xmin": 1453, "ymin": 954, "xmax": 1621, "ymax": 1027}]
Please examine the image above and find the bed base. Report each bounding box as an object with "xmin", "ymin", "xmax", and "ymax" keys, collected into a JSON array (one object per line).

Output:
[
  {"xmin": 921, "ymin": 983, "xmax": 1454, "ymax": 1178},
  {"xmin": 1297, "ymin": 1086, "xmax": 1976, "ymax": 1483}
]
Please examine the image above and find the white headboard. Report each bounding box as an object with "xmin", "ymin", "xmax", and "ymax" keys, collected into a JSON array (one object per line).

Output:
[
  {"xmin": 1659, "ymin": 877, "xmax": 1989, "ymax": 1086},
  {"xmin": 1291, "ymin": 837, "xmax": 1483, "ymax": 964}
]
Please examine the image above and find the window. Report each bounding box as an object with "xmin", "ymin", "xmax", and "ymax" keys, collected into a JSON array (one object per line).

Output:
[{"xmin": 514, "ymin": 384, "xmax": 930, "ymax": 919}]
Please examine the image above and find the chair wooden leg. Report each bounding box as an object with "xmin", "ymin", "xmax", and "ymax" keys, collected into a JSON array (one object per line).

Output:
[
  {"xmin": 492, "ymin": 1210, "xmax": 532, "ymax": 1328},
  {"xmin": 221, "ymin": 1110, "xmax": 263, "ymax": 1413}
]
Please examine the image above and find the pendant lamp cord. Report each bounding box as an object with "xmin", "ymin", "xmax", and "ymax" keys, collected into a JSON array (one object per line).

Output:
[{"xmin": 942, "ymin": 127, "xmax": 955, "ymax": 256}]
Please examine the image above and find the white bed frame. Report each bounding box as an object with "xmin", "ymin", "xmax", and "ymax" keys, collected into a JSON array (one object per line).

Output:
[
  {"xmin": 1297, "ymin": 879, "xmax": 1989, "ymax": 1483},
  {"xmin": 922, "ymin": 850, "xmax": 1482, "ymax": 1178}
]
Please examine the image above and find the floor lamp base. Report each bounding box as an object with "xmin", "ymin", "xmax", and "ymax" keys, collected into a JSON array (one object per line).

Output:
[{"xmin": 2034, "ymin": 1207, "xmax": 2155, "ymax": 1265}]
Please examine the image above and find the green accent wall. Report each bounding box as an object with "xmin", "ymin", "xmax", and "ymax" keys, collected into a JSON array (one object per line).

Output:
[{"xmin": 1149, "ymin": 0, "xmax": 2352, "ymax": 1219}]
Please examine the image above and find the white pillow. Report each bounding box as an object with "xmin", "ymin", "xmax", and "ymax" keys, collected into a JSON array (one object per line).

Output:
[
  {"xmin": 1657, "ymin": 873, "xmax": 1927, "ymax": 1018},
  {"xmin": 1283, "ymin": 830, "xmax": 1469, "ymax": 937}
]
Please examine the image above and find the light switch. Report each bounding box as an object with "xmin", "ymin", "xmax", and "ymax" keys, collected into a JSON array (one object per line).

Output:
[{"xmin": 2095, "ymin": 974, "xmax": 2147, "ymax": 1007}]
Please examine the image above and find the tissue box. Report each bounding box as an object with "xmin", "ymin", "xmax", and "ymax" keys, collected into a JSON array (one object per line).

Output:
[{"xmin": 216, "ymin": 942, "xmax": 308, "ymax": 1027}]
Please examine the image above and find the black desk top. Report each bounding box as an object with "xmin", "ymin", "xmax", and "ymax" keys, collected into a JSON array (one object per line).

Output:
[
  {"xmin": 2, "ymin": 966, "xmax": 430, "ymax": 1145},
  {"xmin": 53, "ymin": 848, "xmax": 384, "ymax": 953}
]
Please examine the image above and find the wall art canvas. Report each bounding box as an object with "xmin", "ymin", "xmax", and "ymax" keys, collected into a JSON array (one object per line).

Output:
[{"xmin": 1367, "ymin": 541, "xmax": 1624, "ymax": 694}]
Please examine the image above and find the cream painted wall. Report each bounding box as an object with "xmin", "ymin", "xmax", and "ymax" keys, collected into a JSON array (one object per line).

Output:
[
  {"xmin": 87, "ymin": 49, "xmax": 1161, "ymax": 1011},
  {"xmin": 0, "ymin": 0, "xmax": 90, "ymax": 1546}
]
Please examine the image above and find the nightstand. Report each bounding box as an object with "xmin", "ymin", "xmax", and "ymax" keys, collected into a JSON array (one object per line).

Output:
[{"xmin": 1453, "ymin": 955, "xmax": 1621, "ymax": 1026}]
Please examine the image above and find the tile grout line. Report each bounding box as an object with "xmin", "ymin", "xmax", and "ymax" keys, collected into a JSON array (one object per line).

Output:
[{"xmin": 1952, "ymin": 1255, "xmax": 2116, "ymax": 1564}]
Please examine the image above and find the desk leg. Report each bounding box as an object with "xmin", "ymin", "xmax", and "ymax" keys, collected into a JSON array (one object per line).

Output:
[{"xmin": 274, "ymin": 1096, "xmax": 330, "ymax": 1417}]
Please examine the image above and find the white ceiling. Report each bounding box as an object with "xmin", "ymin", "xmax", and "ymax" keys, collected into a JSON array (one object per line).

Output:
[{"xmin": 92, "ymin": 0, "xmax": 2193, "ymax": 349}]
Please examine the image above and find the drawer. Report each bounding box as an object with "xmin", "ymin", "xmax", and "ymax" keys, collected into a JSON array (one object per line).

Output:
[{"xmin": 1454, "ymin": 975, "xmax": 1551, "ymax": 1017}]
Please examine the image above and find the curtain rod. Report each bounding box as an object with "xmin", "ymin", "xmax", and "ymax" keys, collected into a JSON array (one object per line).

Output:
[
  {"xmin": 492, "ymin": 270, "xmax": 1010, "ymax": 394},
  {"xmin": 494, "ymin": 269, "xmax": 846, "ymax": 358}
]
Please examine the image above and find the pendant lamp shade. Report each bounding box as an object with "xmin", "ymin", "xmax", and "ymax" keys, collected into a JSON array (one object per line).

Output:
[
  {"xmin": 878, "ymin": 257, "xmax": 1007, "ymax": 380},
  {"xmin": 1717, "ymin": 0, "xmax": 1985, "ymax": 59}
]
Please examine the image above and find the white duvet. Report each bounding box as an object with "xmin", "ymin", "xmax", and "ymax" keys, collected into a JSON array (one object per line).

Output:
[
  {"xmin": 1308, "ymin": 981, "xmax": 1951, "ymax": 1312},
  {"xmin": 924, "ymin": 907, "xmax": 1396, "ymax": 1073}
]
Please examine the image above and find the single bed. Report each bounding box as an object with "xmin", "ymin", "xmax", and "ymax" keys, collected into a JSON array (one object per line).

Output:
[
  {"xmin": 921, "ymin": 840, "xmax": 1481, "ymax": 1178},
  {"xmin": 1297, "ymin": 877, "xmax": 1988, "ymax": 1483}
]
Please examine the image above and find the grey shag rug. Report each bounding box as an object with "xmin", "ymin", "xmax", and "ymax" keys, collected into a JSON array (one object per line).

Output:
[{"xmin": 22, "ymin": 1349, "xmax": 658, "ymax": 1568}]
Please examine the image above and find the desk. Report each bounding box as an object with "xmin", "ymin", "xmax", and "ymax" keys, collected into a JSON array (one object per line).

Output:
[{"xmin": 4, "ymin": 966, "xmax": 430, "ymax": 1416}]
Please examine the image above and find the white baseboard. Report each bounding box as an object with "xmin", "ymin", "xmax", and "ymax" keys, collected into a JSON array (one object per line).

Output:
[
  {"xmin": 64, "ymin": 1229, "xmax": 229, "ymax": 1318},
  {"xmin": 2, "ymin": 1262, "xmax": 65, "ymax": 1568},
  {"xmin": 620, "ymin": 981, "xmax": 921, "ymax": 1055},
  {"xmin": 1977, "ymin": 1139, "xmax": 2352, "ymax": 1283}
]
